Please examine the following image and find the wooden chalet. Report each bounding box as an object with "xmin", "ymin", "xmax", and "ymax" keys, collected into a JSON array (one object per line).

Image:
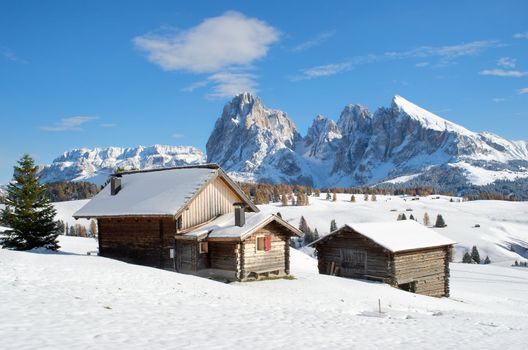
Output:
[
  {"xmin": 73, "ymin": 164, "xmax": 301, "ymax": 281},
  {"xmin": 313, "ymin": 221, "xmax": 455, "ymax": 297}
]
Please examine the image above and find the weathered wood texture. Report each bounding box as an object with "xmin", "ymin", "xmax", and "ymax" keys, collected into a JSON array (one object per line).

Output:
[
  {"xmin": 240, "ymin": 222, "xmax": 289, "ymax": 280},
  {"xmin": 315, "ymin": 227, "xmax": 452, "ymax": 297},
  {"xmin": 98, "ymin": 217, "xmax": 176, "ymax": 269},
  {"xmin": 209, "ymin": 242, "xmax": 240, "ymax": 271},
  {"xmin": 181, "ymin": 177, "xmax": 243, "ymax": 230},
  {"xmin": 315, "ymin": 228, "xmax": 392, "ymax": 281}
]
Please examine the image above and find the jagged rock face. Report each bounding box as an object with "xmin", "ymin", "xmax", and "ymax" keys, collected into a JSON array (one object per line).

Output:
[
  {"xmin": 206, "ymin": 92, "xmax": 306, "ymax": 182},
  {"xmin": 37, "ymin": 145, "xmax": 205, "ymax": 185},
  {"xmin": 303, "ymin": 115, "xmax": 342, "ymax": 159},
  {"xmin": 207, "ymin": 93, "xmax": 528, "ymax": 188}
]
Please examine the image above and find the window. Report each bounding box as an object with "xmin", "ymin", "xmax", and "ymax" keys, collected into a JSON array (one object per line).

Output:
[
  {"xmin": 256, "ymin": 235, "xmax": 272, "ymax": 252},
  {"xmin": 199, "ymin": 241, "xmax": 208, "ymax": 254}
]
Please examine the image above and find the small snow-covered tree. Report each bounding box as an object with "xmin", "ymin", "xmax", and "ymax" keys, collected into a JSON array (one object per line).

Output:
[
  {"xmin": 313, "ymin": 228, "xmax": 320, "ymax": 240},
  {"xmin": 471, "ymin": 245, "xmax": 481, "ymax": 264},
  {"xmin": 462, "ymin": 252, "xmax": 473, "ymax": 263},
  {"xmin": 483, "ymin": 256, "xmax": 491, "ymax": 264},
  {"xmin": 409, "ymin": 214, "xmax": 415, "ymax": 221},
  {"xmin": 423, "ymin": 212, "xmax": 431, "ymax": 226},
  {"xmin": 281, "ymin": 194, "xmax": 288, "ymax": 206},
  {"xmin": 434, "ymin": 214, "xmax": 447, "ymax": 228},
  {"xmin": 330, "ymin": 219, "xmax": 337, "ymax": 232}
]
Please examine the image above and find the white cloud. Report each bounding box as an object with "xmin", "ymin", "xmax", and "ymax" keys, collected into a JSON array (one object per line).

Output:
[
  {"xmin": 497, "ymin": 57, "xmax": 516, "ymax": 68},
  {"xmin": 181, "ymin": 80, "xmax": 209, "ymax": 92},
  {"xmin": 513, "ymin": 32, "xmax": 528, "ymax": 39},
  {"xmin": 479, "ymin": 69, "xmax": 528, "ymax": 77},
  {"xmin": 133, "ymin": 11, "xmax": 279, "ymax": 73},
  {"xmin": 206, "ymin": 71, "xmax": 259, "ymax": 98},
  {"xmin": 2, "ymin": 47, "xmax": 27, "ymax": 63},
  {"xmin": 99, "ymin": 123, "xmax": 117, "ymax": 128},
  {"xmin": 492, "ymin": 97, "xmax": 507, "ymax": 103},
  {"xmin": 41, "ymin": 116, "xmax": 99, "ymax": 132},
  {"xmin": 291, "ymin": 30, "xmax": 335, "ymax": 52},
  {"xmin": 518, "ymin": 88, "xmax": 528, "ymax": 95},
  {"xmin": 415, "ymin": 62, "xmax": 430, "ymax": 67},
  {"xmin": 133, "ymin": 11, "xmax": 278, "ymax": 99},
  {"xmin": 293, "ymin": 40, "xmax": 499, "ymax": 80}
]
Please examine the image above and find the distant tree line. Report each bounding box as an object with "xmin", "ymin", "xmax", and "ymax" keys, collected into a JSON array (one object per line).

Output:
[{"xmin": 45, "ymin": 181, "xmax": 100, "ymax": 202}]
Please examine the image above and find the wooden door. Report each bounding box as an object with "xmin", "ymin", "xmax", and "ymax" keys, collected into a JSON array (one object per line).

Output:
[{"xmin": 340, "ymin": 249, "xmax": 367, "ymax": 276}]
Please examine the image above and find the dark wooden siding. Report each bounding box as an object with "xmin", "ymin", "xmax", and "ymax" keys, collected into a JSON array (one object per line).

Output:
[
  {"xmin": 315, "ymin": 228, "xmax": 392, "ymax": 281},
  {"xmin": 209, "ymin": 242, "xmax": 240, "ymax": 272},
  {"xmin": 98, "ymin": 217, "xmax": 176, "ymax": 269}
]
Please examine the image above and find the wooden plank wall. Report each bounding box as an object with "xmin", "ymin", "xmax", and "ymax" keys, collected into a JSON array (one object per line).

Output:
[
  {"xmin": 98, "ymin": 217, "xmax": 177, "ymax": 268},
  {"xmin": 181, "ymin": 177, "xmax": 242, "ymax": 230},
  {"xmin": 240, "ymin": 222, "xmax": 289, "ymax": 279},
  {"xmin": 393, "ymin": 247, "xmax": 450, "ymax": 297},
  {"xmin": 315, "ymin": 229, "xmax": 392, "ymax": 281},
  {"xmin": 209, "ymin": 242, "xmax": 240, "ymax": 272}
]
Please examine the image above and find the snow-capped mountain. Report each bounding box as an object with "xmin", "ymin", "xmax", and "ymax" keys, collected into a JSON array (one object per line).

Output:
[
  {"xmin": 207, "ymin": 93, "xmax": 528, "ymax": 191},
  {"xmin": 37, "ymin": 145, "xmax": 205, "ymax": 185}
]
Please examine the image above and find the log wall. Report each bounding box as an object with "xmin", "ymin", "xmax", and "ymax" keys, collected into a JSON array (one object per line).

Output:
[
  {"xmin": 393, "ymin": 246, "xmax": 451, "ymax": 297},
  {"xmin": 98, "ymin": 217, "xmax": 176, "ymax": 269},
  {"xmin": 315, "ymin": 228, "xmax": 392, "ymax": 281},
  {"xmin": 240, "ymin": 222, "xmax": 289, "ymax": 280}
]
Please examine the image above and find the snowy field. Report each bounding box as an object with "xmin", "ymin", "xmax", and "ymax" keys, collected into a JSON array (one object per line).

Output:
[
  {"xmin": 1, "ymin": 235, "xmax": 527, "ymax": 349},
  {"xmin": 1, "ymin": 196, "xmax": 528, "ymax": 349},
  {"xmin": 259, "ymin": 193, "xmax": 528, "ymax": 263}
]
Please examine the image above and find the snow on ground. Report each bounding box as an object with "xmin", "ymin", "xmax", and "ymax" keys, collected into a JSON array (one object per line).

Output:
[
  {"xmin": 259, "ymin": 194, "xmax": 528, "ymax": 263},
  {"xmin": 1, "ymin": 236, "xmax": 527, "ymax": 349}
]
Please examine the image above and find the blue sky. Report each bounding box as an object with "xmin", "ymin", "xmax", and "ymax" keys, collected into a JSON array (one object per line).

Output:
[{"xmin": 1, "ymin": 0, "xmax": 527, "ymax": 183}]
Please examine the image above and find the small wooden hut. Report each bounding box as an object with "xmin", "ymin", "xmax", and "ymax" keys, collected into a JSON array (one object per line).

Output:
[
  {"xmin": 73, "ymin": 164, "xmax": 301, "ymax": 281},
  {"xmin": 313, "ymin": 221, "xmax": 455, "ymax": 297}
]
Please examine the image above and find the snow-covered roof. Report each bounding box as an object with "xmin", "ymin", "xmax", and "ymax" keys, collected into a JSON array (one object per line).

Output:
[
  {"xmin": 314, "ymin": 220, "xmax": 455, "ymax": 253},
  {"xmin": 73, "ymin": 166, "xmax": 257, "ymax": 218},
  {"xmin": 181, "ymin": 212, "xmax": 301, "ymax": 241}
]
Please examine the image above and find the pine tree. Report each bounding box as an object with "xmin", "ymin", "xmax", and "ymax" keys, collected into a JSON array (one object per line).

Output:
[
  {"xmin": 483, "ymin": 256, "xmax": 491, "ymax": 264},
  {"xmin": 400, "ymin": 213, "xmax": 407, "ymax": 220},
  {"xmin": 514, "ymin": 260, "xmax": 518, "ymax": 266},
  {"xmin": 350, "ymin": 195, "xmax": 356, "ymax": 202},
  {"xmin": 409, "ymin": 214, "xmax": 415, "ymax": 221},
  {"xmin": 330, "ymin": 219, "xmax": 337, "ymax": 232},
  {"xmin": 364, "ymin": 193, "xmax": 369, "ymax": 201},
  {"xmin": 326, "ymin": 192, "xmax": 331, "ymax": 200},
  {"xmin": 0, "ymin": 154, "xmax": 59, "ymax": 250},
  {"xmin": 462, "ymin": 252, "xmax": 473, "ymax": 263},
  {"xmin": 276, "ymin": 212, "xmax": 282, "ymax": 218},
  {"xmin": 397, "ymin": 214, "xmax": 403, "ymax": 221},
  {"xmin": 313, "ymin": 228, "xmax": 320, "ymax": 240},
  {"xmin": 69, "ymin": 226, "xmax": 76, "ymax": 236},
  {"xmin": 299, "ymin": 216, "xmax": 310, "ymax": 235},
  {"xmin": 332, "ymin": 191, "xmax": 337, "ymax": 202},
  {"xmin": 471, "ymin": 245, "xmax": 481, "ymax": 264},
  {"xmin": 434, "ymin": 214, "xmax": 447, "ymax": 228},
  {"xmin": 423, "ymin": 212, "xmax": 430, "ymax": 226}
]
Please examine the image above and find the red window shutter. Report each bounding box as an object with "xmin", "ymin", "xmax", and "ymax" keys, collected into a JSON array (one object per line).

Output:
[{"xmin": 264, "ymin": 236, "xmax": 272, "ymax": 251}]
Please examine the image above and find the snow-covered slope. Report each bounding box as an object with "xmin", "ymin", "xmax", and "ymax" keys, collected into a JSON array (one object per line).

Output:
[
  {"xmin": 207, "ymin": 93, "xmax": 528, "ymax": 194},
  {"xmin": 1, "ymin": 235, "xmax": 527, "ymax": 349},
  {"xmin": 259, "ymin": 193, "xmax": 528, "ymax": 263},
  {"xmin": 37, "ymin": 145, "xmax": 205, "ymax": 185}
]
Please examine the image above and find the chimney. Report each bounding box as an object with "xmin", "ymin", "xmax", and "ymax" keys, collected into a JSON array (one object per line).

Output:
[
  {"xmin": 233, "ymin": 203, "xmax": 245, "ymax": 227},
  {"xmin": 110, "ymin": 176, "xmax": 122, "ymax": 195}
]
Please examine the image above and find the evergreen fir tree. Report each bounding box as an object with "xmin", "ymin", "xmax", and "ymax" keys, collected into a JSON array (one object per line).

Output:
[
  {"xmin": 471, "ymin": 245, "xmax": 481, "ymax": 264},
  {"xmin": 483, "ymin": 256, "xmax": 491, "ymax": 264},
  {"xmin": 462, "ymin": 252, "xmax": 473, "ymax": 263},
  {"xmin": 69, "ymin": 226, "xmax": 76, "ymax": 236},
  {"xmin": 0, "ymin": 154, "xmax": 59, "ymax": 250},
  {"xmin": 326, "ymin": 192, "xmax": 331, "ymax": 200},
  {"xmin": 434, "ymin": 214, "xmax": 447, "ymax": 228},
  {"xmin": 401, "ymin": 213, "xmax": 407, "ymax": 220},
  {"xmin": 409, "ymin": 214, "xmax": 415, "ymax": 221},
  {"xmin": 313, "ymin": 228, "xmax": 320, "ymax": 240},
  {"xmin": 299, "ymin": 216, "xmax": 311, "ymax": 235},
  {"xmin": 330, "ymin": 219, "xmax": 337, "ymax": 232},
  {"xmin": 281, "ymin": 194, "xmax": 288, "ymax": 206},
  {"xmin": 397, "ymin": 214, "xmax": 403, "ymax": 221},
  {"xmin": 276, "ymin": 212, "xmax": 282, "ymax": 218}
]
